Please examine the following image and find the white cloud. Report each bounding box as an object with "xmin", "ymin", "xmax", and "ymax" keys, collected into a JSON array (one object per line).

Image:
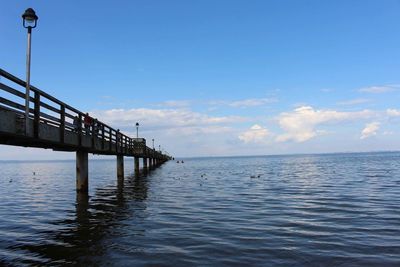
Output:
[
  {"xmin": 359, "ymin": 85, "xmax": 398, "ymax": 94},
  {"xmin": 387, "ymin": 109, "xmax": 400, "ymax": 117},
  {"xmin": 360, "ymin": 122, "xmax": 380, "ymax": 139},
  {"xmin": 276, "ymin": 106, "xmax": 373, "ymax": 143},
  {"xmin": 337, "ymin": 98, "xmax": 371, "ymax": 106},
  {"xmin": 238, "ymin": 124, "xmax": 271, "ymax": 144},
  {"xmin": 229, "ymin": 98, "xmax": 277, "ymax": 108},
  {"xmin": 156, "ymin": 100, "xmax": 191, "ymax": 108},
  {"xmin": 383, "ymin": 131, "xmax": 394, "ymax": 136},
  {"xmin": 166, "ymin": 125, "xmax": 233, "ymax": 136},
  {"xmin": 90, "ymin": 108, "xmax": 246, "ymax": 131},
  {"xmin": 207, "ymin": 97, "xmax": 277, "ymax": 109}
]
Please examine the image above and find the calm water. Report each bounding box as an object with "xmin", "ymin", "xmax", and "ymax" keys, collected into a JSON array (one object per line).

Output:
[{"xmin": 0, "ymin": 152, "xmax": 399, "ymax": 266}]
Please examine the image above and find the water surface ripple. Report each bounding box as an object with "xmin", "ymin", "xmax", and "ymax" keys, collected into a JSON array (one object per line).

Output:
[{"xmin": 0, "ymin": 152, "xmax": 399, "ymax": 266}]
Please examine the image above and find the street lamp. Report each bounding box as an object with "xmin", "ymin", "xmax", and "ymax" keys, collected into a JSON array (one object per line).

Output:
[
  {"xmin": 135, "ymin": 122, "xmax": 139, "ymax": 138},
  {"xmin": 152, "ymin": 138, "xmax": 154, "ymax": 149},
  {"xmin": 159, "ymin": 145, "xmax": 161, "ymax": 152},
  {"xmin": 22, "ymin": 8, "xmax": 38, "ymax": 135}
]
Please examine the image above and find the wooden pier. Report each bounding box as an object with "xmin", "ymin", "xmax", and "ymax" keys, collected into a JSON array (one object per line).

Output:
[{"xmin": 0, "ymin": 68, "xmax": 172, "ymax": 193}]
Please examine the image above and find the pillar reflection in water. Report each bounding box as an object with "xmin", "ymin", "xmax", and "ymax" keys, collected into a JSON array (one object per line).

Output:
[{"xmin": 16, "ymin": 172, "xmax": 150, "ymax": 265}]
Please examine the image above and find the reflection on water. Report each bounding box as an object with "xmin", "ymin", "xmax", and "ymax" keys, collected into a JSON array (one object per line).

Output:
[
  {"xmin": 8, "ymin": 170, "xmax": 150, "ymax": 265},
  {"xmin": 1, "ymin": 153, "xmax": 400, "ymax": 266}
]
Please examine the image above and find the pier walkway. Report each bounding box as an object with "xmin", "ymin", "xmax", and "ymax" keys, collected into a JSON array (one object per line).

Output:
[{"xmin": 0, "ymin": 68, "xmax": 172, "ymax": 193}]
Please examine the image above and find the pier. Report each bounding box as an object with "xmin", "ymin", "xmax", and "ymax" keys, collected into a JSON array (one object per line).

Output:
[{"xmin": 0, "ymin": 68, "xmax": 172, "ymax": 193}]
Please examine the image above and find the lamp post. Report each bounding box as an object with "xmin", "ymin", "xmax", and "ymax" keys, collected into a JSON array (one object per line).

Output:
[
  {"xmin": 22, "ymin": 8, "xmax": 38, "ymax": 135},
  {"xmin": 159, "ymin": 145, "xmax": 161, "ymax": 153},
  {"xmin": 135, "ymin": 122, "xmax": 139, "ymax": 138},
  {"xmin": 152, "ymin": 138, "xmax": 154, "ymax": 149}
]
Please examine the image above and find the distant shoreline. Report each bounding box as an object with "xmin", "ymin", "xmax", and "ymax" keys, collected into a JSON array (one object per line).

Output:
[{"xmin": 1, "ymin": 150, "xmax": 399, "ymax": 162}]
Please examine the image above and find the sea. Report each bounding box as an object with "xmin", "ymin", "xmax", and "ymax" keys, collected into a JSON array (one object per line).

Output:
[{"xmin": 0, "ymin": 152, "xmax": 399, "ymax": 266}]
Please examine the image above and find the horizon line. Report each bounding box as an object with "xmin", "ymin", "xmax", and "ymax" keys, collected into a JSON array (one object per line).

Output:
[{"xmin": 0, "ymin": 150, "xmax": 399, "ymax": 162}]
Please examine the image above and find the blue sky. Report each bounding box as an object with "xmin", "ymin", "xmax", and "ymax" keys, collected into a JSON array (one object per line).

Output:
[{"xmin": 1, "ymin": 0, "xmax": 400, "ymax": 159}]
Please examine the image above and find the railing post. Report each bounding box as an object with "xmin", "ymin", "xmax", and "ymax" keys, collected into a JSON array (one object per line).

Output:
[
  {"xmin": 60, "ymin": 104, "xmax": 65, "ymax": 143},
  {"xmin": 124, "ymin": 136, "xmax": 127, "ymax": 154},
  {"xmin": 116, "ymin": 132, "xmax": 119, "ymax": 154},
  {"xmin": 101, "ymin": 124, "xmax": 105, "ymax": 150},
  {"xmin": 121, "ymin": 135, "xmax": 124, "ymax": 154},
  {"xmin": 33, "ymin": 91, "xmax": 40, "ymax": 138},
  {"xmin": 91, "ymin": 120, "xmax": 95, "ymax": 149},
  {"xmin": 78, "ymin": 113, "xmax": 82, "ymax": 147},
  {"xmin": 109, "ymin": 128, "xmax": 112, "ymax": 152}
]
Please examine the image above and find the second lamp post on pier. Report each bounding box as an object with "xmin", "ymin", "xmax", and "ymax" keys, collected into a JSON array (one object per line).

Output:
[{"xmin": 135, "ymin": 122, "xmax": 139, "ymax": 138}]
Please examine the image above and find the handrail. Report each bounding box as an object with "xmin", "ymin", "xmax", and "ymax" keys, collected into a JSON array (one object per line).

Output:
[
  {"xmin": 0, "ymin": 68, "xmax": 127, "ymax": 140},
  {"xmin": 0, "ymin": 67, "xmax": 169, "ymax": 159},
  {"xmin": 0, "ymin": 68, "xmax": 80, "ymax": 115}
]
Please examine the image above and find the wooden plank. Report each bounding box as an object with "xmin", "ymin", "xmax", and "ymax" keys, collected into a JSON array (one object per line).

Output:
[
  {"xmin": 0, "ymin": 97, "xmax": 26, "ymax": 112},
  {"xmin": 0, "ymin": 100, "xmax": 58, "ymax": 128},
  {"xmin": 40, "ymin": 101, "xmax": 60, "ymax": 114},
  {"xmin": 40, "ymin": 112, "xmax": 61, "ymax": 124},
  {"xmin": 64, "ymin": 112, "xmax": 75, "ymax": 120},
  {"xmin": 0, "ymin": 83, "xmax": 31, "ymax": 100},
  {"xmin": 0, "ymin": 83, "xmax": 61, "ymax": 117}
]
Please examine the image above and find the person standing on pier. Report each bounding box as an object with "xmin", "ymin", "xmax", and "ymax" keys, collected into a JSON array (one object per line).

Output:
[
  {"xmin": 93, "ymin": 119, "xmax": 99, "ymax": 136},
  {"xmin": 73, "ymin": 116, "xmax": 80, "ymax": 132},
  {"xmin": 84, "ymin": 113, "xmax": 92, "ymax": 135}
]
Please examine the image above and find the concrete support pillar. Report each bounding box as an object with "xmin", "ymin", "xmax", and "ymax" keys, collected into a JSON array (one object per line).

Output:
[
  {"xmin": 117, "ymin": 154, "xmax": 124, "ymax": 179},
  {"xmin": 143, "ymin": 157, "xmax": 148, "ymax": 171},
  {"xmin": 134, "ymin": 157, "xmax": 140, "ymax": 174},
  {"xmin": 149, "ymin": 158, "xmax": 153, "ymax": 169},
  {"xmin": 76, "ymin": 192, "xmax": 89, "ymax": 225},
  {"xmin": 76, "ymin": 151, "xmax": 88, "ymax": 193}
]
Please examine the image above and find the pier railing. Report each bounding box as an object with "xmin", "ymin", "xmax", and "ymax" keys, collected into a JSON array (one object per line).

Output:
[{"xmin": 0, "ymin": 68, "xmax": 165, "ymax": 159}]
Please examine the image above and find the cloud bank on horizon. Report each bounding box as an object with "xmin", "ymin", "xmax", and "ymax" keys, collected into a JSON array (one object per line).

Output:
[{"xmin": 74, "ymin": 82, "xmax": 400, "ymax": 158}]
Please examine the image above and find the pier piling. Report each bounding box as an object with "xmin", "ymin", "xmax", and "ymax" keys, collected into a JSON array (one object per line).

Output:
[
  {"xmin": 117, "ymin": 155, "xmax": 124, "ymax": 179},
  {"xmin": 143, "ymin": 157, "xmax": 148, "ymax": 171},
  {"xmin": 76, "ymin": 151, "xmax": 88, "ymax": 192},
  {"xmin": 134, "ymin": 157, "xmax": 140, "ymax": 174}
]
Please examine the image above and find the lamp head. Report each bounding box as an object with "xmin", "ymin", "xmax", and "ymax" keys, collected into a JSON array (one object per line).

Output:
[{"xmin": 22, "ymin": 8, "xmax": 38, "ymax": 29}]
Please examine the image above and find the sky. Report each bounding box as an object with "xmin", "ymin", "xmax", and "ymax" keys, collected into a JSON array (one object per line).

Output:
[{"xmin": 1, "ymin": 0, "xmax": 400, "ymax": 160}]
